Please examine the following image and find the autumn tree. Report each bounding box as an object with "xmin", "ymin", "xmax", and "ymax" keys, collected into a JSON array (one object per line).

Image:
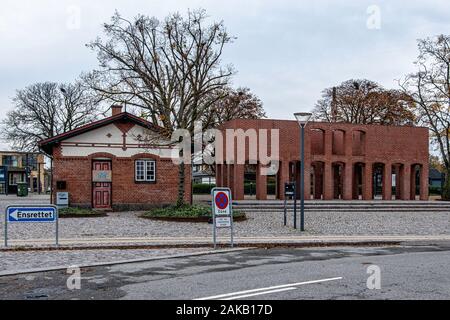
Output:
[
  {"xmin": 1, "ymin": 82, "xmax": 101, "ymax": 151},
  {"xmin": 429, "ymin": 155, "xmax": 444, "ymax": 173},
  {"xmin": 85, "ymin": 10, "xmax": 237, "ymax": 206},
  {"xmin": 400, "ymin": 35, "xmax": 450, "ymax": 200},
  {"xmin": 203, "ymin": 86, "xmax": 265, "ymax": 127},
  {"xmin": 313, "ymin": 79, "xmax": 415, "ymax": 125}
]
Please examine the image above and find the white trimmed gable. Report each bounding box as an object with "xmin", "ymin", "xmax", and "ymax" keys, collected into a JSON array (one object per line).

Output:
[{"xmin": 61, "ymin": 123, "xmax": 175, "ymax": 158}]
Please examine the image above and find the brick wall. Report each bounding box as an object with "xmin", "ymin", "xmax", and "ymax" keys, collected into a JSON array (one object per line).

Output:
[
  {"xmin": 217, "ymin": 119, "xmax": 429, "ymax": 201},
  {"xmin": 52, "ymin": 146, "xmax": 191, "ymax": 210}
]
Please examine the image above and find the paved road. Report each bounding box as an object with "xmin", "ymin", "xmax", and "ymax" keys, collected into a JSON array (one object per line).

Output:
[{"xmin": 0, "ymin": 244, "xmax": 449, "ymax": 300}]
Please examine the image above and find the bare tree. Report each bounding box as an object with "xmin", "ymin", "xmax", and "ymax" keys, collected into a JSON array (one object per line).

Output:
[
  {"xmin": 1, "ymin": 81, "xmax": 101, "ymax": 151},
  {"xmin": 400, "ymin": 35, "xmax": 450, "ymax": 200},
  {"xmin": 85, "ymin": 10, "xmax": 236, "ymax": 205},
  {"xmin": 314, "ymin": 79, "xmax": 415, "ymax": 125}
]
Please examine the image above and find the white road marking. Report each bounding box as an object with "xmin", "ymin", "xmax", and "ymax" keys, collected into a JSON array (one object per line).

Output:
[
  {"xmin": 222, "ymin": 287, "xmax": 297, "ymax": 300},
  {"xmin": 195, "ymin": 277, "xmax": 343, "ymax": 300}
]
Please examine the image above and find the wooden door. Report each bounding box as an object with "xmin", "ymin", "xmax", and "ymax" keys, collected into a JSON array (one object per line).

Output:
[{"xmin": 92, "ymin": 161, "xmax": 111, "ymax": 209}]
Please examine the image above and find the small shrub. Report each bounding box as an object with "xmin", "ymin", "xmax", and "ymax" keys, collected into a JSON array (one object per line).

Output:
[
  {"xmin": 59, "ymin": 207, "xmax": 99, "ymax": 216},
  {"xmin": 193, "ymin": 184, "xmax": 216, "ymax": 194},
  {"xmin": 142, "ymin": 204, "xmax": 245, "ymax": 219}
]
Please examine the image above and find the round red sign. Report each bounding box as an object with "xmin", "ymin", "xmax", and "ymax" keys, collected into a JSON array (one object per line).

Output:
[{"xmin": 215, "ymin": 192, "xmax": 229, "ymax": 210}]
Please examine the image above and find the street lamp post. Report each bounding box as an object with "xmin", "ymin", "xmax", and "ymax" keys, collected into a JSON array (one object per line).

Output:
[{"xmin": 294, "ymin": 112, "xmax": 313, "ymax": 232}]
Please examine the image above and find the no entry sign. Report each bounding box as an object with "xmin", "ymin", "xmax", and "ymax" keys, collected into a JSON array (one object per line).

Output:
[
  {"xmin": 211, "ymin": 187, "xmax": 234, "ymax": 248},
  {"xmin": 214, "ymin": 191, "xmax": 230, "ymax": 215}
]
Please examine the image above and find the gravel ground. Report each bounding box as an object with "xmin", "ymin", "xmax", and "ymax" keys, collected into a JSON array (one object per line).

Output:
[
  {"xmin": 0, "ymin": 248, "xmax": 209, "ymax": 273},
  {"xmin": 1, "ymin": 210, "xmax": 450, "ymax": 241},
  {"xmin": 1, "ymin": 195, "xmax": 450, "ymax": 241}
]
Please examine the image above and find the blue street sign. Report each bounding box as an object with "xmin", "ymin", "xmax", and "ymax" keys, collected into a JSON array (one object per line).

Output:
[
  {"xmin": 4, "ymin": 205, "xmax": 59, "ymax": 247},
  {"xmin": 7, "ymin": 206, "xmax": 57, "ymax": 223}
]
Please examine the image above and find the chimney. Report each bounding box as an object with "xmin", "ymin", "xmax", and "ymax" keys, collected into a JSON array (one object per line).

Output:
[
  {"xmin": 111, "ymin": 105, "xmax": 123, "ymax": 116},
  {"xmin": 331, "ymin": 87, "xmax": 337, "ymax": 122}
]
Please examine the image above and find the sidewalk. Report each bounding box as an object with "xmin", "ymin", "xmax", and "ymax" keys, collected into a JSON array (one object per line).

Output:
[{"xmin": 3, "ymin": 235, "xmax": 450, "ymax": 250}]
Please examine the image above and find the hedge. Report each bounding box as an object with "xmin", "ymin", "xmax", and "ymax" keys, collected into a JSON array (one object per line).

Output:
[
  {"xmin": 193, "ymin": 184, "xmax": 443, "ymax": 196},
  {"xmin": 193, "ymin": 183, "xmax": 277, "ymax": 195}
]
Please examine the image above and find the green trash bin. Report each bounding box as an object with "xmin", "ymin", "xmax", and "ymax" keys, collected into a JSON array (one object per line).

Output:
[{"xmin": 17, "ymin": 183, "xmax": 28, "ymax": 197}]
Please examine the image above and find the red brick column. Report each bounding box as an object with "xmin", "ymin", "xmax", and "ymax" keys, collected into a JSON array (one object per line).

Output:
[
  {"xmin": 382, "ymin": 163, "xmax": 392, "ymax": 200},
  {"xmin": 256, "ymin": 163, "xmax": 267, "ymax": 200},
  {"xmin": 228, "ymin": 164, "xmax": 234, "ymax": 191},
  {"xmin": 343, "ymin": 162, "xmax": 353, "ymax": 200},
  {"xmin": 313, "ymin": 163, "xmax": 323, "ymax": 199},
  {"xmin": 352, "ymin": 164, "xmax": 359, "ymax": 199},
  {"xmin": 410, "ymin": 165, "xmax": 417, "ymax": 200},
  {"xmin": 323, "ymin": 161, "xmax": 333, "ymax": 200},
  {"xmin": 395, "ymin": 165, "xmax": 402, "ymax": 200},
  {"xmin": 216, "ymin": 164, "xmax": 222, "ymax": 187},
  {"xmin": 345, "ymin": 129, "xmax": 353, "ymax": 157},
  {"xmin": 420, "ymin": 164, "xmax": 429, "ymax": 201},
  {"xmin": 222, "ymin": 163, "xmax": 228, "ymax": 187},
  {"xmin": 233, "ymin": 164, "xmax": 245, "ymax": 200},
  {"xmin": 402, "ymin": 164, "xmax": 411, "ymax": 200},
  {"xmin": 304, "ymin": 161, "xmax": 311, "ymax": 200},
  {"xmin": 324, "ymin": 129, "xmax": 333, "ymax": 157},
  {"xmin": 363, "ymin": 162, "xmax": 373, "ymax": 200}
]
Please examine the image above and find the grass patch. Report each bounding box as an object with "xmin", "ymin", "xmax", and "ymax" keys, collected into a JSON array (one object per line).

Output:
[
  {"xmin": 59, "ymin": 207, "xmax": 107, "ymax": 217},
  {"xmin": 141, "ymin": 204, "xmax": 245, "ymax": 221}
]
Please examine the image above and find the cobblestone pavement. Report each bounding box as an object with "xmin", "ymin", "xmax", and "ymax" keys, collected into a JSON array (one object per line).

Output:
[{"xmin": 0, "ymin": 248, "xmax": 209, "ymax": 273}]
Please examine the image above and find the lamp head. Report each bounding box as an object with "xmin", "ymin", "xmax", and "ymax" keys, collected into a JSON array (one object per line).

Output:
[{"xmin": 294, "ymin": 112, "xmax": 313, "ymax": 127}]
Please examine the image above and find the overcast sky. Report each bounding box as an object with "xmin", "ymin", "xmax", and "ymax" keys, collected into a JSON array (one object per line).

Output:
[{"xmin": 1, "ymin": 0, "xmax": 450, "ymax": 149}]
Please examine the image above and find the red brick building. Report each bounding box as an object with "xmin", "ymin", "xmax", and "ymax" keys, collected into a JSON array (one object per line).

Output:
[
  {"xmin": 216, "ymin": 119, "xmax": 429, "ymax": 201},
  {"xmin": 39, "ymin": 106, "xmax": 191, "ymax": 210}
]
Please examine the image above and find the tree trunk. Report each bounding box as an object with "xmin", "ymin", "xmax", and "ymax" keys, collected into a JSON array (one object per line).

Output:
[
  {"xmin": 443, "ymin": 168, "xmax": 450, "ymax": 201},
  {"xmin": 177, "ymin": 163, "xmax": 185, "ymax": 207}
]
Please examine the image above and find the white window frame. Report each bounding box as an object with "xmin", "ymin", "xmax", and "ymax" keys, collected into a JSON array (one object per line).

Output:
[{"xmin": 135, "ymin": 159, "xmax": 156, "ymax": 182}]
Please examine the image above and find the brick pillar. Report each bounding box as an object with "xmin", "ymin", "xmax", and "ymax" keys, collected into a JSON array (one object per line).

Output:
[
  {"xmin": 233, "ymin": 164, "xmax": 245, "ymax": 200},
  {"xmin": 343, "ymin": 162, "xmax": 353, "ymax": 200},
  {"xmin": 395, "ymin": 165, "xmax": 401, "ymax": 200},
  {"xmin": 216, "ymin": 164, "xmax": 222, "ymax": 187},
  {"xmin": 256, "ymin": 163, "xmax": 267, "ymax": 200},
  {"xmin": 410, "ymin": 165, "xmax": 417, "ymax": 200},
  {"xmin": 313, "ymin": 163, "xmax": 323, "ymax": 199},
  {"xmin": 222, "ymin": 163, "xmax": 228, "ymax": 187},
  {"xmin": 382, "ymin": 163, "xmax": 392, "ymax": 200},
  {"xmin": 420, "ymin": 164, "xmax": 429, "ymax": 201},
  {"xmin": 345, "ymin": 130, "xmax": 353, "ymax": 157},
  {"xmin": 323, "ymin": 161, "xmax": 333, "ymax": 200},
  {"xmin": 363, "ymin": 162, "xmax": 373, "ymax": 200},
  {"xmin": 324, "ymin": 129, "xmax": 333, "ymax": 157},
  {"xmin": 304, "ymin": 161, "xmax": 311, "ymax": 200},
  {"xmin": 352, "ymin": 164, "xmax": 359, "ymax": 200},
  {"xmin": 402, "ymin": 164, "xmax": 411, "ymax": 200},
  {"xmin": 278, "ymin": 161, "xmax": 290, "ymax": 200},
  {"xmin": 228, "ymin": 164, "xmax": 234, "ymax": 192}
]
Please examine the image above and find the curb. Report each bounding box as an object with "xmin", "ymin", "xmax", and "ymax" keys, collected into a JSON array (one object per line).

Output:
[
  {"xmin": 0, "ymin": 247, "xmax": 253, "ymax": 277},
  {"xmin": 0, "ymin": 240, "xmax": 403, "ymax": 252}
]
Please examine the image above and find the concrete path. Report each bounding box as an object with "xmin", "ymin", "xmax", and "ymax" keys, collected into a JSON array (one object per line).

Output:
[{"xmin": 3, "ymin": 235, "xmax": 450, "ymax": 249}]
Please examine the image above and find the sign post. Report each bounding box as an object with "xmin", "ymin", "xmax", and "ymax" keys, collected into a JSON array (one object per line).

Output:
[
  {"xmin": 211, "ymin": 187, "xmax": 234, "ymax": 249},
  {"xmin": 284, "ymin": 182, "xmax": 296, "ymax": 226},
  {"xmin": 4, "ymin": 205, "xmax": 58, "ymax": 247},
  {"xmin": 56, "ymin": 192, "xmax": 69, "ymax": 209}
]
